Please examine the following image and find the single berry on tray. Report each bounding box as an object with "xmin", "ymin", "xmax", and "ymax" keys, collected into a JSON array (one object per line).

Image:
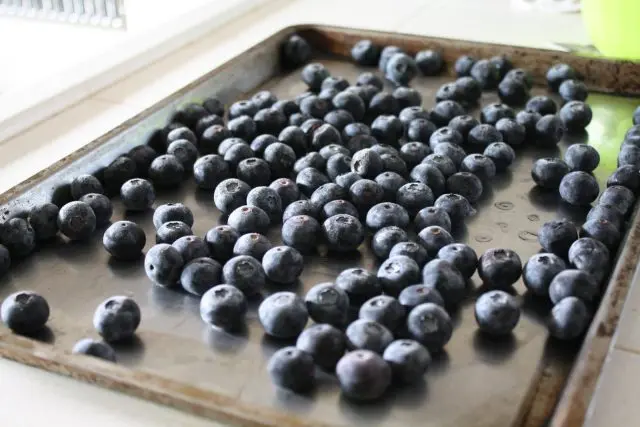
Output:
[
  {"xmin": 103, "ymin": 221, "xmax": 146, "ymax": 261},
  {"xmin": 351, "ymin": 39, "xmax": 381, "ymax": 66},
  {"xmin": 144, "ymin": 243, "xmax": 184, "ymax": 287},
  {"xmin": 478, "ymin": 248, "xmax": 522, "ymax": 289},
  {"xmin": 407, "ymin": 302, "xmax": 453, "ymax": 352},
  {"xmin": 559, "ymin": 171, "xmax": 599, "ymax": 206},
  {"xmin": 120, "ymin": 178, "xmax": 155, "ymax": 212},
  {"xmin": 305, "ymin": 282, "xmax": 350, "ymax": 327},
  {"xmin": 1, "ymin": 291, "xmax": 49, "ymax": 335},
  {"xmin": 259, "ymin": 292, "xmax": 308, "ymax": 339},
  {"xmin": 475, "ymin": 290, "xmax": 520, "ymax": 336},
  {"xmin": 57, "ymin": 201, "xmax": 96, "ymax": 241},
  {"xmin": 336, "ymin": 349, "xmax": 391, "ymax": 401},
  {"xmin": 437, "ymin": 243, "xmax": 478, "ymax": 279},
  {"xmin": 152, "ymin": 203, "xmax": 194, "ymax": 229},
  {"xmin": 200, "ymin": 284, "xmax": 247, "ymax": 332},
  {"xmin": 180, "ymin": 257, "xmax": 222, "ymax": 296},
  {"xmin": 296, "ymin": 323, "xmax": 346, "ymax": 371},
  {"xmin": 268, "ymin": 346, "xmax": 315, "ymax": 393},
  {"xmin": 72, "ymin": 338, "xmax": 116, "ymax": 362},
  {"xmin": 262, "ymin": 246, "xmax": 304, "ymax": 284},
  {"xmin": 398, "ymin": 284, "xmax": 445, "ymax": 311},
  {"xmin": 93, "ymin": 296, "xmax": 141, "ymax": 342},
  {"xmin": 531, "ymin": 158, "xmax": 570, "ymax": 190}
]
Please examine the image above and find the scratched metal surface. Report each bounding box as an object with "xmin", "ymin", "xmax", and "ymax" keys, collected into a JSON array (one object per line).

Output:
[{"xmin": 0, "ymin": 32, "xmax": 638, "ymax": 427}]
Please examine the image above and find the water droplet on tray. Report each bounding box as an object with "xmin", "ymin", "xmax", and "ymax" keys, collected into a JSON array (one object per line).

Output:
[
  {"xmin": 527, "ymin": 214, "xmax": 540, "ymax": 222},
  {"xmin": 495, "ymin": 201, "xmax": 514, "ymax": 211},
  {"xmin": 518, "ymin": 230, "xmax": 538, "ymax": 241}
]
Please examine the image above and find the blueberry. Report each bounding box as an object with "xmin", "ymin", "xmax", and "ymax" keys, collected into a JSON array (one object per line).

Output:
[
  {"xmin": 448, "ymin": 115, "xmax": 479, "ymax": 142},
  {"xmin": 345, "ymin": 318, "xmax": 394, "ymax": 353},
  {"xmin": 559, "ymin": 171, "xmax": 599, "ymax": 206},
  {"xmin": 433, "ymin": 193, "xmax": 476, "ymax": 223},
  {"xmin": 505, "ymin": 68, "xmax": 533, "ymax": 88},
  {"xmin": 549, "ymin": 269, "xmax": 598, "ymax": 304},
  {"xmin": 148, "ymin": 154, "xmax": 185, "ymax": 187},
  {"xmin": 387, "ymin": 243, "xmax": 427, "ymax": 269},
  {"xmin": 393, "ymin": 87, "xmax": 422, "ymax": 111},
  {"xmin": 497, "ymin": 76, "xmax": 530, "ymax": 106},
  {"xmin": 337, "ymin": 349, "xmax": 391, "ymax": 401},
  {"xmin": 103, "ymin": 221, "xmax": 146, "ymax": 260},
  {"xmin": 167, "ymin": 139, "xmax": 199, "ymax": 169},
  {"xmin": 380, "ymin": 152, "xmax": 408, "ymax": 176},
  {"xmin": 70, "ymin": 174, "xmax": 104, "ymax": 200},
  {"xmin": 454, "ymin": 55, "xmax": 476, "ymax": 77},
  {"xmin": 375, "ymin": 171, "xmax": 408, "ymax": 201},
  {"xmin": 351, "ymin": 39, "xmax": 381, "ymax": 65},
  {"xmin": 531, "ymin": 157, "xmax": 570, "ymax": 189},
  {"xmin": 399, "ymin": 142, "xmax": 430, "ymax": 168},
  {"xmin": 407, "ymin": 302, "xmax": 452, "ymax": 352},
  {"xmin": 536, "ymin": 114, "xmax": 565, "ymax": 146},
  {"xmin": 618, "ymin": 144, "xmax": 640, "ymax": 168},
  {"xmin": 1, "ymin": 291, "xmax": 49, "ymax": 335},
  {"xmin": 323, "ymin": 214, "xmax": 365, "ymax": 252},
  {"xmin": 180, "ymin": 257, "xmax": 222, "ymax": 296},
  {"xmin": 251, "ymin": 90, "xmax": 278, "ymax": 110},
  {"xmin": 522, "ymin": 253, "xmax": 567, "ymax": 297},
  {"xmin": 294, "ymin": 152, "xmax": 325, "ymax": 175},
  {"xmin": 436, "ymin": 82, "xmax": 464, "ymax": 103},
  {"xmin": 213, "ymin": 179, "xmax": 250, "ymax": 215},
  {"xmin": 119, "ymin": 178, "xmax": 155, "ymax": 212},
  {"xmin": 600, "ymin": 185, "xmax": 636, "ymax": 217},
  {"xmin": 166, "ymin": 126, "xmax": 197, "ymax": 146},
  {"xmin": 57, "ymin": 201, "xmax": 96, "ymax": 241},
  {"xmin": 259, "ymin": 292, "xmax": 308, "ymax": 339},
  {"xmin": 490, "ymin": 54, "xmax": 513, "ymax": 78},
  {"xmin": 371, "ymin": 115, "xmax": 404, "ymax": 146},
  {"xmin": 268, "ymin": 346, "xmax": 315, "ymax": 393},
  {"xmin": 356, "ymin": 71, "xmax": 384, "ymax": 89},
  {"xmin": 475, "ymin": 290, "xmax": 520, "ymax": 336},
  {"xmin": 478, "ymin": 248, "xmax": 522, "ymax": 289},
  {"xmin": 409, "ymin": 164, "xmax": 445, "ymax": 197},
  {"xmin": 516, "ymin": 110, "xmax": 542, "ymax": 140},
  {"xmin": 398, "ymin": 284, "xmax": 445, "ymax": 312},
  {"xmin": 342, "ymin": 122, "xmax": 371, "ymax": 144},
  {"xmin": 368, "ymin": 92, "xmax": 399, "ymax": 117},
  {"xmin": 422, "ymin": 154, "xmax": 456, "ymax": 178},
  {"xmin": 199, "ymin": 125, "xmax": 231, "ymax": 155},
  {"xmin": 461, "ymin": 154, "xmax": 496, "ymax": 181},
  {"xmin": 607, "ymin": 165, "xmax": 640, "ymax": 194},
  {"xmin": 366, "ymin": 202, "xmax": 410, "ymax": 231},
  {"xmin": 415, "ymin": 49, "xmax": 443, "ymax": 75},
  {"xmin": 564, "ymin": 143, "xmax": 600, "ymax": 173},
  {"xmin": 430, "ymin": 101, "xmax": 465, "ymax": 128},
  {"xmin": 28, "ymin": 203, "xmax": 59, "ymax": 241},
  {"xmin": 568, "ymin": 237, "xmax": 610, "ymax": 281},
  {"xmin": 482, "ymin": 104, "xmax": 515, "ymax": 126},
  {"xmin": 305, "ymin": 282, "xmax": 350, "ymax": 327},
  {"xmin": 296, "ymin": 167, "xmax": 330, "ymax": 197},
  {"xmin": 467, "ymin": 123, "xmax": 503, "ymax": 147},
  {"xmin": 221, "ymin": 255, "xmax": 265, "ymax": 296},
  {"xmin": 217, "ymin": 137, "xmax": 245, "ymax": 156},
  {"xmin": 559, "ymin": 79, "xmax": 588, "ymax": 103},
  {"xmin": 322, "ymin": 76, "xmax": 350, "ymax": 92},
  {"xmin": 227, "ymin": 205, "xmax": 270, "ymax": 235},
  {"xmin": 586, "ymin": 204, "xmax": 624, "ymax": 230},
  {"xmin": 445, "ymin": 172, "xmax": 483, "ymax": 204},
  {"xmin": 455, "ymin": 76, "xmax": 483, "ymax": 104},
  {"xmin": 383, "ymin": 339, "xmax": 431, "ymax": 384},
  {"xmin": 249, "ymin": 134, "xmax": 277, "ymax": 157},
  {"xmin": 470, "ymin": 59, "xmax": 500, "ymax": 89},
  {"xmin": 204, "ymin": 225, "xmax": 239, "ymax": 263},
  {"xmin": 526, "ymin": 95, "xmax": 557, "ymax": 116},
  {"xmin": 414, "ymin": 206, "xmax": 451, "ymax": 233},
  {"xmin": 263, "ymin": 245, "xmax": 305, "ymax": 284},
  {"xmin": 332, "ymin": 92, "xmax": 365, "ymax": 122},
  {"xmin": 103, "ymin": 156, "xmax": 137, "ymax": 194},
  {"xmin": 377, "ymin": 255, "xmax": 420, "ymax": 296},
  {"xmin": 495, "ymin": 118, "xmax": 526, "ymax": 146},
  {"xmin": 297, "ymin": 323, "xmax": 346, "ymax": 371},
  {"xmin": 483, "ymin": 142, "xmax": 516, "ymax": 173},
  {"xmin": 433, "ymin": 142, "xmax": 467, "ymax": 168},
  {"xmin": 172, "ymin": 235, "xmax": 209, "ymax": 263},
  {"xmin": 144, "ymin": 243, "xmax": 184, "ymax": 287},
  {"xmin": 385, "ymin": 53, "xmax": 418, "ymax": 85},
  {"xmin": 264, "ymin": 142, "xmax": 297, "ymax": 178},
  {"xmin": 417, "ymin": 226, "xmax": 453, "ymax": 258},
  {"xmin": 324, "ymin": 109, "xmax": 355, "ymax": 131},
  {"xmin": 359, "ymin": 295, "xmax": 405, "ymax": 332},
  {"xmin": 437, "ymin": 243, "xmax": 478, "ymax": 279},
  {"xmin": 195, "ymin": 115, "xmax": 224, "ymax": 139},
  {"xmin": 72, "ymin": 338, "xmax": 116, "ymax": 362},
  {"xmin": 93, "ymin": 296, "xmax": 140, "ymax": 342},
  {"xmin": 232, "ymin": 233, "xmax": 271, "ymax": 260},
  {"xmin": 172, "ymin": 104, "xmax": 208, "ymax": 130},
  {"xmin": 282, "ymin": 200, "xmax": 319, "ymax": 223},
  {"xmin": 546, "ymin": 63, "xmax": 578, "ymax": 92},
  {"xmin": 254, "ymin": 108, "xmax": 287, "ymax": 135},
  {"xmin": 538, "ymin": 219, "xmax": 578, "ymax": 258},
  {"xmin": 282, "ymin": 215, "xmax": 321, "ymax": 254},
  {"xmin": 272, "ymin": 100, "xmax": 299, "ymax": 118},
  {"xmin": 348, "ymin": 179, "xmax": 385, "ymax": 215},
  {"xmin": 200, "ymin": 284, "xmax": 247, "ymax": 331},
  {"xmin": 281, "ymin": 33, "xmax": 311, "ymax": 67},
  {"xmin": 407, "ymin": 118, "xmax": 437, "ymax": 143},
  {"xmin": 228, "ymin": 101, "xmax": 257, "ymax": 121},
  {"xmin": 224, "ymin": 142, "xmax": 255, "ymax": 169},
  {"xmin": 350, "ymin": 148, "xmax": 383, "ymax": 179},
  {"xmin": 371, "ymin": 226, "xmax": 409, "ymax": 259},
  {"xmin": 322, "ymin": 199, "xmax": 359, "ymax": 220},
  {"xmin": 334, "ymin": 173, "xmax": 362, "ymax": 192},
  {"xmin": 548, "ymin": 296, "xmax": 591, "ymax": 340},
  {"xmin": 581, "ymin": 219, "xmax": 621, "ymax": 251},
  {"xmin": 192, "ymin": 155, "xmax": 230, "ymax": 190},
  {"xmin": 247, "ymin": 187, "xmax": 282, "ymax": 223},
  {"xmin": 155, "ymin": 221, "xmax": 191, "ymax": 244},
  {"xmin": 235, "ymin": 158, "xmax": 270, "ymax": 187},
  {"xmin": 326, "ymin": 153, "xmax": 353, "ymax": 181}
]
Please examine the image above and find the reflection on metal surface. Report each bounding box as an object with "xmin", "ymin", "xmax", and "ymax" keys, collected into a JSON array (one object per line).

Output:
[{"xmin": 0, "ymin": 0, "xmax": 126, "ymax": 29}]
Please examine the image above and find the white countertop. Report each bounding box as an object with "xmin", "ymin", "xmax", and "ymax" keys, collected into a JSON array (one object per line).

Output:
[{"xmin": 0, "ymin": 1, "xmax": 596, "ymax": 426}]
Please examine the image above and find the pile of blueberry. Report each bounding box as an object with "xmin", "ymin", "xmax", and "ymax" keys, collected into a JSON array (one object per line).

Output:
[{"xmin": 1, "ymin": 32, "xmax": 639, "ymax": 401}]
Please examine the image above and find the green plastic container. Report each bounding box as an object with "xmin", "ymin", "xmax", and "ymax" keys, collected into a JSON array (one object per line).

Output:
[{"xmin": 582, "ymin": 0, "xmax": 640, "ymax": 61}]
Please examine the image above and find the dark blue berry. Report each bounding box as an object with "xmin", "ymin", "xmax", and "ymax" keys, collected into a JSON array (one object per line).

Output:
[
  {"xmin": 538, "ymin": 219, "xmax": 578, "ymax": 258},
  {"xmin": 224, "ymin": 142, "xmax": 254, "ymax": 168},
  {"xmin": 423, "ymin": 154, "xmax": 456, "ymax": 177},
  {"xmin": 282, "ymin": 215, "xmax": 321, "ymax": 254},
  {"xmin": 371, "ymin": 115, "xmax": 404, "ymax": 146},
  {"xmin": 263, "ymin": 142, "xmax": 297, "ymax": 178},
  {"xmin": 366, "ymin": 202, "xmax": 410, "ymax": 231},
  {"xmin": 305, "ymin": 282, "xmax": 350, "ymax": 327},
  {"xmin": 375, "ymin": 171, "xmax": 407, "ymax": 201},
  {"xmin": 227, "ymin": 205, "xmax": 270, "ymax": 235},
  {"xmin": 549, "ymin": 269, "xmax": 598, "ymax": 304},
  {"xmin": 618, "ymin": 144, "xmax": 640, "ymax": 168},
  {"xmin": 70, "ymin": 174, "xmax": 104, "ymax": 200},
  {"xmin": 390, "ymin": 242, "xmax": 429, "ymax": 268},
  {"xmin": 120, "ymin": 178, "xmax": 155, "ymax": 211},
  {"xmin": 296, "ymin": 323, "xmax": 346, "ymax": 371},
  {"xmin": 214, "ymin": 178, "xmax": 250, "ymax": 215},
  {"xmin": 1, "ymin": 291, "xmax": 49, "ymax": 335},
  {"xmin": 128, "ymin": 145, "xmax": 158, "ymax": 177},
  {"xmin": 526, "ymin": 95, "xmax": 557, "ymax": 116},
  {"xmin": 461, "ymin": 154, "xmax": 496, "ymax": 181},
  {"xmin": 475, "ymin": 290, "xmax": 520, "ymax": 335},
  {"xmin": 356, "ymin": 71, "xmax": 384, "ymax": 89},
  {"xmin": 254, "ymin": 108, "xmax": 287, "ymax": 135},
  {"xmin": 478, "ymin": 248, "xmax": 522, "ymax": 289},
  {"xmin": 393, "ymin": 87, "xmax": 422, "ymax": 111},
  {"xmin": 28, "ymin": 203, "xmax": 59, "ymax": 241},
  {"xmin": 323, "ymin": 214, "xmax": 365, "ymax": 252},
  {"xmin": 414, "ymin": 206, "xmax": 451, "ymax": 233},
  {"xmin": 433, "ymin": 142, "xmax": 467, "ymax": 168},
  {"xmin": 282, "ymin": 200, "xmax": 318, "ymax": 223},
  {"xmin": 259, "ymin": 292, "xmax": 308, "ymax": 339},
  {"xmin": 295, "ymin": 152, "xmax": 325, "ymax": 174},
  {"xmin": 322, "ymin": 76, "xmax": 349, "ymax": 92},
  {"xmin": 296, "ymin": 167, "xmax": 330, "ymax": 197},
  {"xmin": 351, "ymin": 39, "xmax": 381, "ymax": 66},
  {"xmin": 410, "ymin": 164, "xmax": 445, "ymax": 197},
  {"xmin": 268, "ymin": 346, "xmax": 315, "ymax": 393},
  {"xmin": 103, "ymin": 221, "xmax": 146, "ymax": 260},
  {"xmin": 377, "ymin": 255, "xmax": 420, "ymax": 296},
  {"xmin": 180, "ymin": 257, "xmax": 222, "ymax": 296},
  {"xmin": 235, "ymin": 158, "xmax": 271, "ymax": 188},
  {"xmin": 273, "ymin": 100, "xmax": 299, "ymax": 118},
  {"xmin": 57, "ymin": 201, "xmax": 96, "ymax": 241},
  {"xmin": 251, "ymin": 90, "xmax": 277, "ymax": 110},
  {"xmin": 446, "ymin": 172, "xmax": 483, "ymax": 204},
  {"xmin": 335, "ymin": 268, "xmax": 381, "ymax": 306},
  {"xmin": 72, "ymin": 339, "xmax": 116, "ymax": 362},
  {"xmin": 385, "ymin": 53, "xmax": 418, "ymax": 85},
  {"xmin": 172, "ymin": 104, "xmax": 208, "ymax": 130},
  {"xmin": 172, "ymin": 235, "xmax": 209, "ymax": 263},
  {"xmin": 407, "ymin": 302, "xmax": 452, "ymax": 352},
  {"xmin": 456, "ymin": 76, "xmax": 482, "ymax": 104},
  {"xmin": 149, "ymin": 154, "xmax": 185, "ymax": 187},
  {"xmin": 326, "ymin": 153, "xmax": 353, "ymax": 181},
  {"xmin": 448, "ymin": 115, "xmax": 479, "ymax": 141},
  {"xmin": 559, "ymin": 171, "xmax": 599, "ymax": 206},
  {"xmin": 349, "ymin": 179, "xmax": 385, "ymax": 215},
  {"xmin": 233, "ymin": 233, "xmax": 272, "ymax": 261},
  {"xmin": 322, "ymin": 199, "xmax": 359, "ymax": 219},
  {"xmin": 153, "ymin": 203, "xmax": 193, "ymax": 230},
  {"xmin": 380, "ymin": 152, "xmax": 408, "ymax": 176},
  {"xmin": 383, "ymin": 339, "xmax": 431, "ymax": 384},
  {"xmin": 546, "ymin": 63, "xmax": 578, "ymax": 92},
  {"xmin": 436, "ymin": 82, "xmax": 464, "ymax": 103},
  {"xmin": 522, "ymin": 253, "xmax": 567, "ymax": 297},
  {"xmin": 467, "ymin": 123, "xmax": 503, "ymax": 147},
  {"xmin": 398, "ymin": 284, "xmax": 444, "ymax": 311},
  {"xmin": 607, "ymin": 165, "xmax": 640, "ymax": 194},
  {"xmin": 564, "ymin": 143, "xmax": 600, "ymax": 172},
  {"xmin": 336, "ymin": 349, "xmax": 391, "ymax": 401},
  {"xmin": 205, "ymin": 225, "xmax": 239, "ymax": 262},
  {"xmin": 531, "ymin": 158, "xmax": 570, "ymax": 189},
  {"xmin": 536, "ymin": 114, "xmax": 565, "ymax": 146},
  {"xmin": 416, "ymin": 49, "xmax": 443, "ymax": 75},
  {"xmin": 418, "ymin": 226, "xmax": 454, "ymax": 258},
  {"xmin": 495, "ymin": 118, "xmax": 526, "ymax": 146},
  {"xmin": 346, "ymin": 319, "xmax": 393, "ymax": 353},
  {"xmin": 144, "ymin": 243, "xmax": 183, "ymax": 287},
  {"xmin": 247, "ymin": 186, "xmax": 282, "ymax": 223},
  {"xmin": 431, "ymin": 101, "xmax": 465, "ymax": 128},
  {"xmin": 437, "ymin": 243, "xmax": 477, "ymax": 279},
  {"xmin": 281, "ymin": 34, "xmax": 311, "ymax": 68},
  {"xmin": 548, "ymin": 296, "xmax": 590, "ymax": 340},
  {"xmin": 167, "ymin": 139, "xmax": 198, "ymax": 168},
  {"xmin": 483, "ymin": 142, "xmax": 516, "ymax": 172},
  {"xmin": 516, "ymin": 110, "xmax": 542, "ymax": 140},
  {"xmin": 351, "ymin": 148, "xmax": 383, "ymax": 179},
  {"xmin": 262, "ymin": 246, "xmax": 304, "ymax": 284},
  {"xmin": 335, "ymin": 172, "xmax": 362, "ymax": 190},
  {"xmin": 199, "ymin": 125, "xmax": 231, "ymax": 155},
  {"xmin": 156, "ymin": 221, "xmax": 191, "ymax": 244},
  {"xmin": 359, "ymin": 295, "xmax": 405, "ymax": 332},
  {"xmin": 368, "ymin": 92, "xmax": 399, "ymax": 117},
  {"xmin": 333, "ymin": 91, "xmax": 365, "ymax": 121},
  {"xmin": 103, "ymin": 156, "xmax": 137, "ymax": 194},
  {"xmin": 93, "ymin": 296, "xmax": 140, "ymax": 342},
  {"xmin": 600, "ymin": 185, "xmax": 636, "ymax": 216},
  {"xmin": 559, "ymin": 79, "xmax": 588, "ymax": 102},
  {"xmin": 229, "ymin": 101, "xmax": 257, "ymax": 121},
  {"xmin": 407, "ymin": 118, "xmax": 437, "ymax": 143},
  {"xmin": 222, "ymin": 255, "xmax": 265, "ymax": 296},
  {"xmin": 497, "ymin": 76, "xmax": 530, "ymax": 106},
  {"xmin": 400, "ymin": 142, "xmax": 430, "ymax": 168},
  {"xmin": 454, "ymin": 55, "xmax": 476, "ymax": 77},
  {"xmin": 586, "ymin": 204, "xmax": 624, "ymax": 230},
  {"xmin": 200, "ymin": 284, "xmax": 247, "ymax": 331},
  {"xmin": 324, "ymin": 109, "xmax": 355, "ymax": 131},
  {"xmin": 193, "ymin": 154, "xmax": 230, "ymax": 190},
  {"xmin": 371, "ymin": 226, "xmax": 408, "ymax": 259},
  {"xmin": 470, "ymin": 59, "xmax": 500, "ymax": 89},
  {"xmin": 581, "ymin": 219, "xmax": 621, "ymax": 251},
  {"xmin": 167, "ymin": 126, "xmax": 197, "ymax": 146},
  {"xmin": 480, "ymin": 103, "xmax": 515, "ymax": 125},
  {"xmin": 434, "ymin": 193, "xmax": 477, "ymax": 223}
]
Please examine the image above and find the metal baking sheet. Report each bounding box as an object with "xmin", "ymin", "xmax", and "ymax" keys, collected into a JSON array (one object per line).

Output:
[{"xmin": 0, "ymin": 25, "xmax": 638, "ymax": 427}]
